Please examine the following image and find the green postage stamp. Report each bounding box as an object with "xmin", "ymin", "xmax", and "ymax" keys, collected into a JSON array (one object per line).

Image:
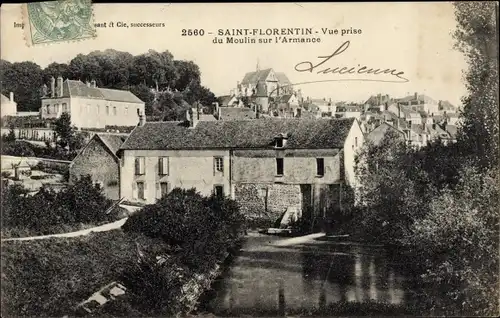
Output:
[{"xmin": 22, "ymin": 0, "xmax": 96, "ymax": 46}]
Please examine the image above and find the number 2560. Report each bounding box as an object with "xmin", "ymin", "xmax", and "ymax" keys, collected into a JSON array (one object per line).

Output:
[{"xmin": 181, "ymin": 29, "xmax": 205, "ymax": 36}]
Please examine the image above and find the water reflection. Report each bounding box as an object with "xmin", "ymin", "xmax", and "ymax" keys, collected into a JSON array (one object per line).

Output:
[{"xmin": 201, "ymin": 236, "xmax": 418, "ymax": 316}]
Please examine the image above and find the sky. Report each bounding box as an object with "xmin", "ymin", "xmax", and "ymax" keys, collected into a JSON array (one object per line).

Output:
[{"xmin": 1, "ymin": 2, "xmax": 467, "ymax": 106}]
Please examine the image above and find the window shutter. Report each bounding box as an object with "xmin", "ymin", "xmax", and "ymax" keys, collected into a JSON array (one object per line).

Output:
[
  {"xmin": 158, "ymin": 157, "xmax": 163, "ymax": 175},
  {"xmin": 156, "ymin": 183, "xmax": 160, "ymax": 199},
  {"xmin": 213, "ymin": 157, "xmax": 216, "ymax": 176},
  {"xmin": 132, "ymin": 182, "xmax": 137, "ymax": 199},
  {"xmin": 135, "ymin": 158, "xmax": 139, "ymax": 175},
  {"xmin": 165, "ymin": 157, "xmax": 169, "ymax": 175}
]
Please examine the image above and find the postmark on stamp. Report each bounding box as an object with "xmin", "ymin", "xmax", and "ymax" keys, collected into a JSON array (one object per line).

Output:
[{"xmin": 22, "ymin": 0, "xmax": 96, "ymax": 46}]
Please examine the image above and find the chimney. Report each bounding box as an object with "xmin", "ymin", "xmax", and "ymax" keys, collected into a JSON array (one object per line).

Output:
[
  {"xmin": 9, "ymin": 92, "xmax": 14, "ymax": 102},
  {"xmin": 51, "ymin": 77, "xmax": 55, "ymax": 98},
  {"xmin": 57, "ymin": 76, "xmax": 63, "ymax": 97},
  {"xmin": 188, "ymin": 108, "xmax": 199, "ymax": 128},
  {"xmin": 397, "ymin": 103, "xmax": 401, "ymax": 118},
  {"xmin": 377, "ymin": 93, "xmax": 381, "ymax": 105},
  {"xmin": 414, "ymin": 92, "xmax": 418, "ymax": 100},
  {"xmin": 91, "ymin": 80, "xmax": 96, "ymax": 88},
  {"xmin": 138, "ymin": 114, "xmax": 146, "ymax": 126}
]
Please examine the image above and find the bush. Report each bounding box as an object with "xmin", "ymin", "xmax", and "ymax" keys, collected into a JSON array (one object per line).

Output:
[
  {"xmin": 1, "ymin": 140, "xmax": 35, "ymax": 157},
  {"xmin": 403, "ymin": 166, "xmax": 499, "ymax": 316},
  {"xmin": 1, "ymin": 175, "xmax": 113, "ymax": 237},
  {"xmin": 122, "ymin": 188, "xmax": 245, "ymax": 273}
]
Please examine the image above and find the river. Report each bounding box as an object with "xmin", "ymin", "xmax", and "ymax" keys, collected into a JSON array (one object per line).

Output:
[{"xmin": 195, "ymin": 233, "xmax": 449, "ymax": 317}]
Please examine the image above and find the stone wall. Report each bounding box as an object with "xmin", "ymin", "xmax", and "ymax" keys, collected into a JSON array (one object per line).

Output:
[
  {"xmin": 234, "ymin": 183, "xmax": 302, "ymax": 221},
  {"xmin": 69, "ymin": 137, "xmax": 120, "ymax": 200}
]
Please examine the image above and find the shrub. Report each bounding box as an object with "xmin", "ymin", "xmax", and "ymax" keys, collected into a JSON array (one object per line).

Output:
[
  {"xmin": 404, "ymin": 166, "xmax": 499, "ymax": 316},
  {"xmin": 1, "ymin": 175, "xmax": 113, "ymax": 236},
  {"xmin": 122, "ymin": 188, "xmax": 246, "ymax": 273},
  {"xmin": 1, "ymin": 140, "xmax": 35, "ymax": 157}
]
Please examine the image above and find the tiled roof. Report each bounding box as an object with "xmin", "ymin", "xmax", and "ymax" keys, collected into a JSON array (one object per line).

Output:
[
  {"xmin": 398, "ymin": 94, "xmax": 437, "ymax": 104},
  {"xmin": 47, "ymin": 80, "xmax": 143, "ymax": 103},
  {"xmin": 98, "ymin": 134, "xmax": 127, "ymax": 156},
  {"xmin": 241, "ymin": 69, "xmax": 273, "ymax": 85},
  {"xmin": 219, "ymin": 107, "xmax": 256, "ymax": 120},
  {"xmin": 275, "ymin": 72, "xmax": 292, "ymax": 85},
  {"xmin": 439, "ymin": 100, "xmax": 455, "ymax": 110},
  {"xmin": 1, "ymin": 94, "xmax": 10, "ymax": 103},
  {"xmin": 218, "ymin": 95, "xmax": 236, "ymax": 106},
  {"xmin": 445, "ymin": 124, "xmax": 458, "ymax": 139},
  {"xmin": 366, "ymin": 122, "xmax": 405, "ymax": 146},
  {"xmin": 120, "ymin": 117, "xmax": 355, "ymax": 150},
  {"xmin": 278, "ymin": 94, "xmax": 294, "ymax": 103}
]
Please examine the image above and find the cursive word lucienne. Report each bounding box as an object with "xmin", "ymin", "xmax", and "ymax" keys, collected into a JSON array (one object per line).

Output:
[{"xmin": 294, "ymin": 41, "xmax": 409, "ymax": 82}]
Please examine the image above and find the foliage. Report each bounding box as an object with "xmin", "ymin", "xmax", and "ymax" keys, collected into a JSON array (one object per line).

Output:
[
  {"xmin": 1, "ymin": 49, "xmax": 216, "ymax": 113},
  {"xmin": 1, "ymin": 175, "xmax": 113, "ymax": 237},
  {"xmin": 3, "ymin": 125, "xmax": 16, "ymax": 141},
  {"xmin": 53, "ymin": 112, "xmax": 75, "ymax": 149},
  {"xmin": 122, "ymin": 188, "xmax": 246, "ymax": 273},
  {"xmin": 1, "ymin": 140, "xmax": 36, "ymax": 157},
  {"xmin": 1, "ymin": 61, "xmax": 43, "ymax": 111},
  {"xmin": 404, "ymin": 166, "xmax": 499, "ymax": 316},
  {"xmin": 453, "ymin": 2, "xmax": 499, "ymax": 170}
]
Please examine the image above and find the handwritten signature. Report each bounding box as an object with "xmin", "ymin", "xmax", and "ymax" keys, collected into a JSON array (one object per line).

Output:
[{"xmin": 294, "ymin": 41, "xmax": 409, "ymax": 83}]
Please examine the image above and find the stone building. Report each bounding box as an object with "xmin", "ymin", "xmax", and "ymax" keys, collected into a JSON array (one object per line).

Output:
[
  {"xmin": 118, "ymin": 116, "xmax": 364, "ymax": 222},
  {"xmin": 69, "ymin": 133, "xmax": 127, "ymax": 200},
  {"xmin": 40, "ymin": 76, "xmax": 145, "ymax": 129},
  {"xmin": 1, "ymin": 92, "xmax": 17, "ymax": 118}
]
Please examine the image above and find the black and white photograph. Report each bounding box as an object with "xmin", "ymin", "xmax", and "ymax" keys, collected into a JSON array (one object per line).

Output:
[{"xmin": 1, "ymin": 1, "xmax": 498, "ymax": 317}]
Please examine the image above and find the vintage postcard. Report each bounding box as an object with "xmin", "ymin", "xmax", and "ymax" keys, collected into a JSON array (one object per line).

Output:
[{"xmin": 1, "ymin": 2, "xmax": 498, "ymax": 317}]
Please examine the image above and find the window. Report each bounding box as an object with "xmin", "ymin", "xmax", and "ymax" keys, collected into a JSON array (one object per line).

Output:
[
  {"xmin": 355, "ymin": 137, "xmax": 358, "ymax": 147},
  {"xmin": 158, "ymin": 157, "xmax": 169, "ymax": 175},
  {"xmin": 214, "ymin": 157, "xmax": 224, "ymax": 174},
  {"xmin": 316, "ymin": 158, "xmax": 325, "ymax": 176},
  {"xmin": 62, "ymin": 103, "xmax": 68, "ymax": 113},
  {"xmin": 276, "ymin": 158, "xmax": 284, "ymax": 176},
  {"xmin": 125, "ymin": 107, "xmax": 129, "ymax": 115},
  {"xmin": 95, "ymin": 181, "xmax": 103, "ymax": 189},
  {"xmin": 156, "ymin": 182, "xmax": 169, "ymax": 199},
  {"xmin": 54, "ymin": 104, "xmax": 59, "ymax": 113},
  {"xmin": 214, "ymin": 185, "xmax": 224, "ymax": 198},
  {"xmin": 275, "ymin": 138, "xmax": 283, "ymax": 148},
  {"xmin": 46, "ymin": 105, "xmax": 50, "ymax": 114},
  {"xmin": 137, "ymin": 182, "xmax": 145, "ymax": 200},
  {"xmin": 113, "ymin": 106, "xmax": 117, "ymax": 116},
  {"xmin": 135, "ymin": 157, "xmax": 145, "ymax": 175},
  {"xmin": 106, "ymin": 106, "xmax": 110, "ymax": 115}
]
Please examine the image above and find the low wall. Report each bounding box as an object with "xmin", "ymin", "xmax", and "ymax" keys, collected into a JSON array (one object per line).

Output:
[{"xmin": 1, "ymin": 155, "xmax": 71, "ymax": 172}]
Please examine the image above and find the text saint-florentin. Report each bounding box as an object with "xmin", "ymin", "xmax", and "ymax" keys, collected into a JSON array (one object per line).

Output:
[{"xmin": 218, "ymin": 28, "xmax": 314, "ymax": 36}]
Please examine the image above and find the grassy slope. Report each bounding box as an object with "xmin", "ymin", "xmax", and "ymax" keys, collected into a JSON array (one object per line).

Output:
[{"xmin": 1, "ymin": 230, "xmax": 139, "ymax": 317}]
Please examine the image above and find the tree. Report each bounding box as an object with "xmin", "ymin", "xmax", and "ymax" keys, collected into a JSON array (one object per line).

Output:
[
  {"xmin": 453, "ymin": 2, "xmax": 499, "ymax": 170},
  {"xmin": 53, "ymin": 112, "xmax": 75, "ymax": 150},
  {"xmin": 1, "ymin": 61, "xmax": 43, "ymax": 111},
  {"xmin": 42, "ymin": 62, "xmax": 71, "ymax": 83},
  {"xmin": 129, "ymin": 84, "xmax": 155, "ymax": 115},
  {"xmin": 5, "ymin": 125, "xmax": 16, "ymax": 142},
  {"xmin": 173, "ymin": 60, "xmax": 201, "ymax": 91}
]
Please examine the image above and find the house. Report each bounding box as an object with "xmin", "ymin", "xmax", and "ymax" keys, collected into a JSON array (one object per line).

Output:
[
  {"xmin": 437, "ymin": 100, "xmax": 456, "ymax": 114},
  {"xmin": 400, "ymin": 106, "xmax": 423, "ymax": 125},
  {"xmin": 397, "ymin": 92, "xmax": 439, "ymax": 115},
  {"xmin": 364, "ymin": 93, "xmax": 393, "ymax": 108},
  {"xmin": 366, "ymin": 122, "xmax": 406, "ymax": 146},
  {"xmin": 237, "ymin": 68, "xmax": 293, "ymax": 98},
  {"xmin": 1, "ymin": 92, "xmax": 17, "ymax": 117},
  {"xmin": 69, "ymin": 133, "xmax": 127, "ymax": 200},
  {"xmin": 218, "ymin": 95, "xmax": 241, "ymax": 107},
  {"xmin": 335, "ymin": 105, "xmax": 363, "ymax": 120},
  {"xmin": 118, "ymin": 117, "xmax": 364, "ymax": 221},
  {"xmin": 40, "ymin": 76, "xmax": 145, "ymax": 129},
  {"xmin": 275, "ymin": 94, "xmax": 300, "ymax": 118}
]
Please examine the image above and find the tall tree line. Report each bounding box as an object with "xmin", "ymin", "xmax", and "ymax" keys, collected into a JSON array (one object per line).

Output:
[{"xmin": 0, "ymin": 49, "xmax": 216, "ymax": 116}]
